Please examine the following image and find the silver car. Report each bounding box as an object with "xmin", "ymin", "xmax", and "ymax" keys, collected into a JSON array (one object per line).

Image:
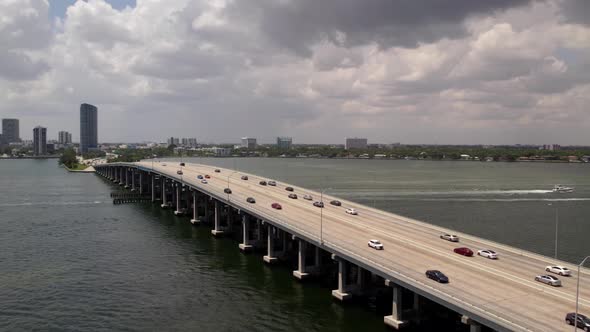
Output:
[
  {"xmin": 440, "ymin": 234, "xmax": 459, "ymax": 242},
  {"xmin": 535, "ymin": 275, "xmax": 561, "ymax": 287}
]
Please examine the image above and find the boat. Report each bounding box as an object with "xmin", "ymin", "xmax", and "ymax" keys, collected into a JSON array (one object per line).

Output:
[{"xmin": 552, "ymin": 185, "xmax": 574, "ymax": 193}]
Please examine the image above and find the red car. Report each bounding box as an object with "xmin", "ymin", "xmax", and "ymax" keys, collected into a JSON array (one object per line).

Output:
[
  {"xmin": 454, "ymin": 247, "xmax": 474, "ymax": 257},
  {"xmin": 205, "ymin": 175, "xmax": 211, "ymax": 179},
  {"xmin": 271, "ymin": 203, "xmax": 282, "ymax": 210}
]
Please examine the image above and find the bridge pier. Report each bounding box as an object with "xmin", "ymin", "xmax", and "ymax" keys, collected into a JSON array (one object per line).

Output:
[
  {"xmin": 263, "ymin": 224, "xmax": 278, "ymax": 264},
  {"xmin": 131, "ymin": 169, "xmax": 136, "ymax": 191},
  {"xmin": 139, "ymin": 172, "xmax": 143, "ymax": 194},
  {"xmin": 174, "ymin": 183, "xmax": 182, "ymax": 215},
  {"xmin": 211, "ymin": 200, "xmax": 224, "ymax": 236},
  {"xmin": 151, "ymin": 174, "xmax": 155, "ymax": 202},
  {"xmin": 384, "ymin": 279, "xmax": 408, "ymax": 329},
  {"xmin": 124, "ymin": 168, "xmax": 130, "ymax": 188},
  {"xmin": 293, "ymin": 239, "xmax": 310, "ymax": 280},
  {"xmin": 239, "ymin": 214, "xmax": 253, "ymax": 251},
  {"xmin": 461, "ymin": 316, "xmax": 482, "ymax": 332},
  {"xmin": 119, "ymin": 168, "xmax": 124, "ymax": 186},
  {"xmin": 332, "ymin": 257, "xmax": 352, "ymax": 301},
  {"xmin": 160, "ymin": 177, "xmax": 168, "ymax": 208},
  {"xmin": 190, "ymin": 191, "xmax": 200, "ymax": 225}
]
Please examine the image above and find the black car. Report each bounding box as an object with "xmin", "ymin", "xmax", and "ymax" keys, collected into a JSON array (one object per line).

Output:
[
  {"xmin": 241, "ymin": 175, "xmax": 248, "ymax": 180},
  {"xmin": 180, "ymin": 162, "xmax": 185, "ymax": 166},
  {"xmin": 566, "ymin": 313, "xmax": 590, "ymax": 331},
  {"xmin": 246, "ymin": 197, "xmax": 256, "ymax": 203},
  {"xmin": 215, "ymin": 169, "xmax": 221, "ymax": 173},
  {"xmin": 425, "ymin": 270, "xmax": 449, "ymax": 283},
  {"xmin": 224, "ymin": 188, "xmax": 232, "ymax": 194},
  {"xmin": 330, "ymin": 200, "xmax": 341, "ymax": 206},
  {"xmin": 288, "ymin": 193, "xmax": 297, "ymax": 199},
  {"xmin": 285, "ymin": 187, "xmax": 294, "ymax": 192},
  {"xmin": 259, "ymin": 181, "xmax": 267, "ymax": 186},
  {"xmin": 313, "ymin": 201, "xmax": 324, "ymax": 208}
]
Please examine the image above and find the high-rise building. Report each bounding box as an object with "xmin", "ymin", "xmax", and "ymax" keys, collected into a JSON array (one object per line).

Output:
[
  {"xmin": 241, "ymin": 137, "xmax": 257, "ymax": 149},
  {"xmin": 345, "ymin": 137, "xmax": 368, "ymax": 150},
  {"xmin": 58, "ymin": 131, "xmax": 72, "ymax": 144},
  {"xmin": 167, "ymin": 137, "xmax": 180, "ymax": 145},
  {"xmin": 33, "ymin": 126, "xmax": 47, "ymax": 156},
  {"xmin": 2, "ymin": 118, "xmax": 20, "ymax": 143},
  {"xmin": 276, "ymin": 137, "xmax": 292, "ymax": 149},
  {"xmin": 181, "ymin": 138, "xmax": 197, "ymax": 147},
  {"xmin": 80, "ymin": 103, "xmax": 98, "ymax": 153}
]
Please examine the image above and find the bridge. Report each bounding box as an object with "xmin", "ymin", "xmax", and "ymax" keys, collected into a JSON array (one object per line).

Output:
[{"xmin": 94, "ymin": 161, "xmax": 590, "ymax": 332}]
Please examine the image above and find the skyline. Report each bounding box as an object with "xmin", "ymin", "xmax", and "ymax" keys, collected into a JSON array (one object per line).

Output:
[{"xmin": 1, "ymin": 1, "xmax": 590, "ymax": 144}]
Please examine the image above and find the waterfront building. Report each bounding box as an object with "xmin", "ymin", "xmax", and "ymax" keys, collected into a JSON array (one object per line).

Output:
[
  {"xmin": 241, "ymin": 137, "xmax": 257, "ymax": 149},
  {"xmin": 2, "ymin": 118, "xmax": 20, "ymax": 143},
  {"xmin": 276, "ymin": 137, "xmax": 292, "ymax": 149},
  {"xmin": 58, "ymin": 131, "xmax": 72, "ymax": 145},
  {"xmin": 33, "ymin": 126, "xmax": 47, "ymax": 156},
  {"xmin": 181, "ymin": 138, "xmax": 198, "ymax": 147},
  {"xmin": 345, "ymin": 137, "xmax": 368, "ymax": 150},
  {"xmin": 167, "ymin": 137, "xmax": 180, "ymax": 146},
  {"xmin": 80, "ymin": 103, "xmax": 98, "ymax": 153}
]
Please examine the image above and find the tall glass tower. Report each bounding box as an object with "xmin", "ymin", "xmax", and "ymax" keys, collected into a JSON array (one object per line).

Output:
[{"xmin": 80, "ymin": 103, "xmax": 98, "ymax": 153}]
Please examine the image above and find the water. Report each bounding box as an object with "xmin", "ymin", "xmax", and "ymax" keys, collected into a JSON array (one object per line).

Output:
[{"xmin": 1, "ymin": 158, "xmax": 589, "ymax": 331}]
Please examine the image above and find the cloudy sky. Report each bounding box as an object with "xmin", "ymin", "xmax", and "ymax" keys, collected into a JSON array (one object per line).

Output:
[{"xmin": 1, "ymin": 0, "xmax": 589, "ymax": 144}]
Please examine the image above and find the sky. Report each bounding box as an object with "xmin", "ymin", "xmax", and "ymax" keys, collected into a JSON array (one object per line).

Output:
[{"xmin": 1, "ymin": 0, "xmax": 589, "ymax": 145}]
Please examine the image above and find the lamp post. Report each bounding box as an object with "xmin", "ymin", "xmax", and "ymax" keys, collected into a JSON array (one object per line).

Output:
[
  {"xmin": 319, "ymin": 187, "xmax": 331, "ymax": 245},
  {"xmin": 574, "ymin": 256, "xmax": 590, "ymax": 332}
]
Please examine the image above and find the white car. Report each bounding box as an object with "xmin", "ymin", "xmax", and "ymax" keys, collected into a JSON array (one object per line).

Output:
[
  {"xmin": 201, "ymin": 179, "xmax": 208, "ymax": 184},
  {"xmin": 345, "ymin": 208, "xmax": 358, "ymax": 215},
  {"xmin": 545, "ymin": 265, "xmax": 571, "ymax": 276},
  {"xmin": 535, "ymin": 274, "xmax": 562, "ymax": 287},
  {"xmin": 368, "ymin": 239, "xmax": 383, "ymax": 250},
  {"xmin": 303, "ymin": 194, "xmax": 313, "ymax": 200},
  {"xmin": 440, "ymin": 234, "xmax": 459, "ymax": 242},
  {"xmin": 477, "ymin": 249, "xmax": 498, "ymax": 259},
  {"xmin": 268, "ymin": 181, "xmax": 277, "ymax": 186}
]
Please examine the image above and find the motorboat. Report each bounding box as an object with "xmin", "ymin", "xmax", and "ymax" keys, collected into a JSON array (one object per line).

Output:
[{"xmin": 553, "ymin": 185, "xmax": 574, "ymax": 193}]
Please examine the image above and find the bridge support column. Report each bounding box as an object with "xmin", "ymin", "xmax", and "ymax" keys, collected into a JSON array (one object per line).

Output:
[
  {"xmin": 124, "ymin": 168, "xmax": 130, "ymax": 188},
  {"xmin": 461, "ymin": 316, "xmax": 481, "ymax": 332},
  {"xmin": 139, "ymin": 172, "xmax": 143, "ymax": 194},
  {"xmin": 174, "ymin": 183, "xmax": 183, "ymax": 215},
  {"xmin": 239, "ymin": 215, "xmax": 252, "ymax": 251},
  {"xmin": 332, "ymin": 258, "xmax": 352, "ymax": 301},
  {"xmin": 160, "ymin": 178, "xmax": 168, "ymax": 208},
  {"xmin": 131, "ymin": 169, "xmax": 136, "ymax": 191},
  {"xmin": 211, "ymin": 200, "xmax": 224, "ymax": 236},
  {"xmin": 190, "ymin": 191, "xmax": 200, "ymax": 225},
  {"xmin": 384, "ymin": 280, "xmax": 407, "ymax": 329},
  {"xmin": 119, "ymin": 168, "xmax": 124, "ymax": 186},
  {"xmin": 263, "ymin": 224, "xmax": 278, "ymax": 264},
  {"xmin": 293, "ymin": 240, "xmax": 309, "ymax": 280},
  {"xmin": 151, "ymin": 174, "xmax": 155, "ymax": 202}
]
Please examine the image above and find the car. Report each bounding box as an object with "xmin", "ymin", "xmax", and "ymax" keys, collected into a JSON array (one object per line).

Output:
[
  {"xmin": 177, "ymin": 170, "xmax": 183, "ymax": 175},
  {"xmin": 330, "ymin": 200, "xmax": 341, "ymax": 206},
  {"xmin": 303, "ymin": 194, "xmax": 313, "ymax": 200},
  {"xmin": 477, "ymin": 249, "xmax": 498, "ymax": 259},
  {"xmin": 205, "ymin": 175, "xmax": 211, "ymax": 179},
  {"xmin": 241, "ymin": 175, "xmax": 248, "ymax": 180},
  {"xmin": 271, "ymin": 203, "xmax": 282, "ymax": 210},
  {"xmin": 368, "ymin": 239, "xmax": 384, "ymax": 250},
  {"xmin": 288, "ymin": 193, "xmax": 297, "ymax": 199},
  {"xmin": 162, "ymin": 163, "xmax": 167, "ymax": 166},
  {"xmin": 259, "ymin": 180, "xmax": 267, "ymax": 186},
  {"xmin": 214, "ymin": 169, "xmax": 220, "ymax": 173},
  {"xmin": 440, "ymin": 234, "xmax": 459, "ymax": 242},
  {"xmin": 224, "ymin": 188, "xmax": 232, "ymax": 194},
  {"xmin": 535, "ymin": 274, "xmax": 562, "ymax": 287},
  {"xmin": 425, "ymin": 270, "xmax": 449, "ymax": 283},
  {"xmin": 197, "ymin": 175, "xmax": 203, "ymax": 179},
  {"xmin": 545, "ymin": 265, "xmax": 571, "ymax": 276},
  {"xmin": 313, "ymin": 201, "xmax": 324, "ymax": 208},
  {"xmin": 345, "ymin": 208, "xmax": 358, "ymax": 215},
  {"xmin": 453, "ymin": 247, "xmax": 474, "ymax": 257},
  {"xmin": 201, "ymin": 179, "xmax": 208, "ymax": 184},
  {"xmin": 268, "ymin": 181, "xmax": 276, "ymax": 186},
  {"xmin": 246, "ymin": 197, "xmax": 256, "ymax": 203},
  {"xmin": 565, "ymin": 313, "xmax": 590, "ymax": 331},
  {"xmin": 285, "ymin": 187, "xmax": 294, "ymax": 192},
  {"xmin": 179, "ymin": 162, "xmax": 185, "ymax": 166}
]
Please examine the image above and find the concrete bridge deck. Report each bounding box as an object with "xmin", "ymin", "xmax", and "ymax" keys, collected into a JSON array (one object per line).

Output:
[{"xmin": 97, "ymin": 161, "xmax": 590, "ymax": 332}]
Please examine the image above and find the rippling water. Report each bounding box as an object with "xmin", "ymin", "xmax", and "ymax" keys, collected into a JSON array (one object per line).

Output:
[{"xmin": 1, "ymin": 158, "xmax": 589, "ymax": 331}]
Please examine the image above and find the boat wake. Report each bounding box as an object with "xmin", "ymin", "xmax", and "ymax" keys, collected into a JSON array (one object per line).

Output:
[{"xmin": 0, "ymin": 201, "xmax": 104, "ymax": 207}]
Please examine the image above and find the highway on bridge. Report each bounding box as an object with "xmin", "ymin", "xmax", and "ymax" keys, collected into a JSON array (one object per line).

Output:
[{"xmin": 136, "ymin": 161, "xmax": 589, "ymax": 332}]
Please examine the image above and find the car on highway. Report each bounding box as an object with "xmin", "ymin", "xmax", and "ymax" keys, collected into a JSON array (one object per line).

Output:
[
  {"xmin": 426, "ymin": 270, "xmax": 449, "ymax": 283},
  {"xmin": 162, "ymin": 163, "xmax": 167, "ymax": 166},
  {"xmin": 546, "ymin": 265, "xmax": 571, "ymax": 276},
  {"xmin": 268, "ymin": 181, "xmax": 276, "ymax": 186},
  {"xmin": 197, "ymin": 175, "xmax": 203, "ymax": 179},
  {"xmin": 535, "ymin": 274, "xmax": 562, "ymax": 287},
  {"xmin": 368, "ymin": 239, "xmax": 384, "ymax": 250},
  {"xmin": 215, "ymin": 169, "xmax": 220, "ymax": 173},
  {"xmin": 288, "ymin": 193, "xmax": 297, "ymax": 199},
  {"xmin": 205, "ymin": 175, "xmax": 211, "ymax": 179},
  {"xmin": 440, "ymin": 234, "xmax": 459, "ymax": 242},
  {"xmin": 477, "ymin": 249, "xmax": 498, "ymax": 259},
  {"xmin": 330, "ymin": 200, "xmax": 342, "ymax": 206},
  {"xmin": 177, "ymin": 170, "xmax": 183, "ymax": 175},
  {"xmin": 285, "ymin": 186, "xmax": 294, "ymax": 191},
  {"xmin": 345, "ymin": 208, "xmax": 358, "ymax": 215},
  {"xmin": 313, "ymin": 201, "xmax": 324, "ymax": 208},
  {"xmin": 303, "ymin": 194, "xmax": 313, "ymax": 200},
  {"xmin": 241, "ymin": 175, "xmax": 248, "ymax": 180},
  {"xmin": 259, "ymin": 181, "xmax": 267, "ymax": 186},
  {"xmin": 246, "ymin": 197, "xmax": 256, "ymax": 204},
  {"xmin": 179, "ymin": 162, "xmax": 185, "ymax": 166},
  {"xmin": 201, "ymin": 180, "xmax": 208, "ymax": 184},
  {"xmin": 565, "ymin": 313, "xmax": 590, "ymax": 331},
  {"xmin": 453, "ymin": 247, "xmax": 474, "ymax": 257},
  {"xmin": 271, "ymin": 203, "xmax": 282, "ymax": 210},
  {"xmin": 224, "ymin": 188, "xmax": 232, "ymax": 194}
]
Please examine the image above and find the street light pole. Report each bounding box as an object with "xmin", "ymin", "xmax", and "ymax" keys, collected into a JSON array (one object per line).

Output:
[
  {"xmin": 574, "ymin": 256, "xmax": 590, "ymax": 332},
  {"xmin": 319, "ymin": 187, "xmax": 331, "ymax": 245}
]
